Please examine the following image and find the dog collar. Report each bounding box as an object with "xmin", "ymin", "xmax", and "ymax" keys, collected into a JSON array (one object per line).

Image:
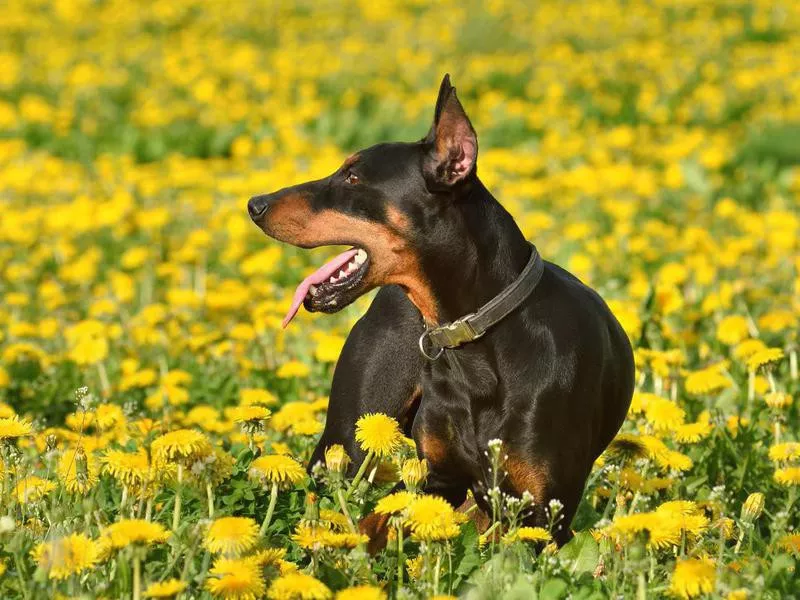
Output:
[{"xmin": 418, "ymin": 243, "xmax": 545, "ymax": 360}]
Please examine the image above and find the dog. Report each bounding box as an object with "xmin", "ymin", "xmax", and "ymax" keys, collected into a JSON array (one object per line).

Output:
[{"xmin": 248, "ymin": 74, "xmax": 634, "ymax": 545}]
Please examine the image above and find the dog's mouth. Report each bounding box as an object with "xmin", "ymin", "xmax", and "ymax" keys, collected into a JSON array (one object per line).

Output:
[{"xmin": 283, "ymin": 247, "xmax": 370, "ymax": 327}]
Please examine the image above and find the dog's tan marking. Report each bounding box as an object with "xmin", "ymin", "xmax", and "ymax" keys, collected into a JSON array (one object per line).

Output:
[
  {"xmin": 504, "ymin": 454, "xmax": 551, "ymax": 504},
  {"xmin": 399, "ymin": 384, "xmax": 423, "ymax": 431},
  {"xmin": 343, "ymin": 153, "xmax": 360, "ymax": 168},
  {"xmin": 418, "ymin": 431, "xmax": 448, "ymax": 465},
  {"xmin": 359, "ymin": 511, "xmax": 390, "ymax": 555},
  {"xmin": 457, "ymin": 497, "xmax": 492, "ymax": 533},
  {"xmin": 262, "ymin": 194, "xmax": 439, "ymax": 323}
]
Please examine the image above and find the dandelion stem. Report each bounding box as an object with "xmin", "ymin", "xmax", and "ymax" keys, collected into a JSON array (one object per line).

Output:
[
  {"xmin": 132, "ymin": 552, "xmax": 142, "ymax": 600},
  {"xmin": 336, "ymin": 488, "xmax": 356, "ymax": 533},
  {"xmin": 396, "ymin": 524, "xmax": 404, "ymax": 588},
  {"xmin": 13, "ymin": 551, "xmax": 30, "ymax": 600},
  {"xmin": 346, "ymin": 450, "xmax": 374, "ymax": 499},
  {"xmin": 433, "ymin": 550, "xmax": 441, "ymax": 594},
  {"xmin": 260, "ymin": 483, "xmax": 279, "ymax": 536},
  {"xmin": 172, "ymin": 464, "xmax": 183, "ymax": 531},
  {"xmin": 120, "ymin": 485, "xmax": 128, "ymax": 519},
  {"xmin": 206, "ymin": 482, "xmax": 215, "ymax": 518}
]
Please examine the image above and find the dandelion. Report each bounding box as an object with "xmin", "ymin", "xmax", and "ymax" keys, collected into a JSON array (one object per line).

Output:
[
  {"xmin": 774, "ymin": 467, "xmax": 800, "ymax": 486},
  {"xmin": 732, "ymin": 339, "xmax": 767, "ymax": 361},
  {"xmin": 374, "ymin": 491, "xmax": 417, "ymax": 516},
  {"xmin": 334, "ymin": 586, "xmax": 387, "ymax": 600},
  {"xmin": 716, "ymin": 315, "xmax": 750, "ymax": 345},
  {"xmin": 276, "ymin": 360, "xmax": 311, "ymax": 378},
  {"xmin": 32, "ymin": 533, "xmax": 99, "ymax": 580},
  {"xmin": 240, "ymin": 388, "xmax": 278, "ymax": 406},
  {"xmin": 267, "ymin": 572, "xmax": 331, "ymax": 600},
  {"xmin": 232, "ymin": 405, "xmax": 272, "ymax": 432},
  {"xmin": 355, "ymin": 413, "xmax": 402, "ymax": 457},
  {"xmin": 401, "ymin": 457, "xmax": 429, "ymax": 491},
  {"xmin": 144, "ymin": 579, "xmax": 187, "ymax": 598},
  {"xmin": 503, "ymin": 526, "xmax": 552, "ymax": 544},
  {"xmin": 747, "ymin": 348, "xmax": 784, "ymax": 372},
  {"xmin": 668, "ymin": 556, "xmax": 716, "ymax": 598},
  {"xmin": 250, "ymin": 454, "xmax": 306, "ymax": 534},
  {"xmin": 764, "ymin": 392, "xmax": 792, "ymax": 409},
  {"xmin": 406, "ymin": 495, "xmax": 460, "ymax": 542},
  {"xmin": 152, "ymin": 429, "xmax": 211, "ymax": 530},
  {"xmin": 57, "ymin": 446, "xmax": 100, "ymax": 494},
  {"xmin": 98, "ymin": 519, "xmax": 170, "ymax": 553},
  {"xmin": 0, "ymin": 416, "xmax": 34, "ymax": 441},
  {"xmin": 768, "ymin": 442, "xmax": 800, "ymax": 463},
  {"xmin": 151, "ymin": 429, "xmax": 211, "ymax": 462},
  {"xmin": 684, "ymin": 366, "xmax": 731, "ymax": 395},
  {"xmin": 644, "ymin": 397, "xmax": 686, "ymax": 433},
  {"xmin": 204, "ymin": 517, "xmax": 259, "ymax": 556},
  {"xmin": 324, "ymin": 444, "xmax": 351, "ymax": 475},
  {"xmin": 14, "ymin": 476, "xmax": 56, "ymax": 503},
  {"xmin": 777, "ymin": 533, "xmax": 800, "ymax": 553},
  {"xmin": 740, "ymin": 493, "xmax": 765, "ymax": 522},
  {"xmin": 207, "ymin": 556, "xmax": 266, "ymax": 600}
]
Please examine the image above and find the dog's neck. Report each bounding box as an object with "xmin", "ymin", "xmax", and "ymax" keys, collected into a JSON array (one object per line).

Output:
[{"xmin": 420, "ymin": 176, "xmax": 532, "ymax": 326}]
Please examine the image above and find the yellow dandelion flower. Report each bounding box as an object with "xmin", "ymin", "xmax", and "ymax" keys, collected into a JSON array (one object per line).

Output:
[
  {"xmin": 144, "ymin": 579, "xmax": 188, "ymax": 598},
  {"xmin": 268, "ymin": 572, "xmax": 331, "ymax": 600},
  {"xmin": 669, "ymin": 556, "xmax": 715, "ymax": 598},
  {"xmin": 231, "ymin": 405, "xmax": 272, "ymax": 425},
  {"xmin": 32, "ymin": 533, "xmax": 99, "ymax": 580},
  {"xmin": 206, "ymin": 557, "xmax": 266, "ymax": 600},
  {"xmin": 240, "ymin": 388, "xmax": 278, "ymax": 406},
  {"xmin": 101, "ymin": 448, "xmax": 151, "ymax": 487},
  {"xmin": 98, "ymin": 519, "xmax": 170, "ymax": 553},
  {"xmin": 292, "ymin": 419, "xmax": 324, "ymax": 436},
  {"xmin": 271, "ymin": 402, "xmax": 317, "ymax": 432},
  {"xmin": 334, "ymin": 585, "xmax": 387, "ymax": 600},
  {"xmin": 14, "ymin": 476, "xmax": 56, "ymax": 503},
  {"xmin": 250, "ymin": 547, "xmax": 287, "ymax": 566},
  {"xmin": 204, "ymin": 517, "xmax": 259, "ymax": 556},
  {"xmin": 764, "ymin": 392, "xmax": 792, "ymax": 409},
  {"xmin": 644, "ymin": 397, "xmax": 686, "ymax": 433},
  {"xmin": 777, "ymin": 533, "xmax": 800, "ymax": 553},
  {"xmin": 0, "ymin": 416, "xmax": 34, "ymax": 440},
  {"xmin": 406, "ymin": 495, "xmax": 460, "ymax": 542},
  {"xmin": 319, "ymin": 509, "xmax": 350, "ymax": 531},
  {"xmin": 674, "ymin": 412, "xmax": 713, "ymax": 443},
  {"xmin": 716, "ymin": 315, "xmax": 750, "ymax": 345},
  {"xmin": 684, "ymin": 366, "xmax": 730, "ymax": 395},
  {"xmin": 57, "ymin": 446, "xmax": 100, "ymax": 494},
  {"xmin": 741, "ymin": 493, "xmax": 765, "ymax": 522},
  {"xmin": 504, "ymin": 526, "xmax": 552, "ymax": 544},
  {"xmin": 401, "ymin": 458, "xmax": 429, "ymax": 488},
  {"xmin": 151, "ymin": 429, "xmax": 211, "ymax": 462},
  {"xmin": 732, "ymin": 339, "xmax": 767, "ymax": 361},
  {"xmin": 355, "ymin": 413, "xmax": 402, "ymax": 457},
  {"xmin": 249, "ymin": 454, "xmax": 306, "ymax": 487},
  {"xmin": 406, "ymin": 555, "xmax": 424, "ymax": 580},
  {"xmin": 324, "ymin": 444, "xmax": 351, "ymax": 474},
  {"xmin": 757, "ymin": 310, "xmax": 796, "ymax": 333},
  {"xmin": 774, "ymin": 467, "xmax": 800, "ymax": 486},
  {"xmin": 746, "ymin": 348, "xmax": 784, "ymax": 371},
  {"xmin": 605, "ymin": 433, "xmax": 651, "ymax": 463},
  {"xmin": 768, "ymin": 442, "xmax": 800, "ymax": 463},
  {"xmin": 374, "ymin": 491, "xmax": 417, "ymax": 516},
  {"xmin": 276, "ymin": 360, "xmax": 311, "ymax": 379}
]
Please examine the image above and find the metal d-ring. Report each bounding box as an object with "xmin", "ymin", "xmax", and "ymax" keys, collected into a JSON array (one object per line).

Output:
[{"xmin": 418, "ymin": 328, "xmax": 444, "ymax": 361}]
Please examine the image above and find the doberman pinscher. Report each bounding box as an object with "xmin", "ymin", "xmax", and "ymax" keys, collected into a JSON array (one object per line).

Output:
[{"xmin": 248, "ymin": 75, "xmax": 634, "ymax": 545}]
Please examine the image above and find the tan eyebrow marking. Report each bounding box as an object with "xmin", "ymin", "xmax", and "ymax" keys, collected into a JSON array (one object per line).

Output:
[{"xmin": 343, "ymin": 153, "xmax": 360, "ymax": 168}]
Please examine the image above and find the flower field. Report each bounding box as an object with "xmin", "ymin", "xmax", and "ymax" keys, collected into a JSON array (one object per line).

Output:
[{"xmin": 1, "ymin": 0, "xmax": 800, "ymax": 598}]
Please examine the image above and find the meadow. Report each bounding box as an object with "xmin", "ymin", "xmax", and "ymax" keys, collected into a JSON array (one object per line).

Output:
[{"xmin": 1, "ymin": 0, "xmax": 799, "ymax": 598}]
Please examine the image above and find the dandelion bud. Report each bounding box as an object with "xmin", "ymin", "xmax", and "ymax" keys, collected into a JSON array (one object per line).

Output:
[
  {"xmin": 764, "ymin": 392, "xmax": 792, "ymax": 410},
  {"xmin": 45, "ymin": 434, "xmax": 58, "ymax": 452},
  {"xmin": 741, "ymin": 492, "xmax": 765, "ymax": 522},
  {"xmin": 401, "ymin": 458, "xmax": 429, "ymax": 490},
  {"xmin": 324, "ymin": 444, "xmax": 350, "ymax": 474}
]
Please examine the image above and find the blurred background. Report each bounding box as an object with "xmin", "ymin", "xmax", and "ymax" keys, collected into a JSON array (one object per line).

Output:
[{"xmin": 0, "ymin": 0, "xmax": 798, "ymax": 414}]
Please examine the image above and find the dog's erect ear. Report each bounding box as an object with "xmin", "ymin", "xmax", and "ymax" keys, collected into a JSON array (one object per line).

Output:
[{"xmin": 423, "ymin": 74, "xmax": 478, "ymax": 189}]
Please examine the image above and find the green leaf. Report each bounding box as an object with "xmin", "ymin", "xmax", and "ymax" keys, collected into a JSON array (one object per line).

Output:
[
  {"xmin": 558, "ymin": 532, "xmax": 599, "ymax": 575},
  {"xmin": 540, "ymin": 577, "xmax": 569, "ymax": 600}
]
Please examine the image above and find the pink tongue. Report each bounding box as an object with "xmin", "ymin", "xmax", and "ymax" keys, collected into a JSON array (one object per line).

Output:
[{"xmin": 282, "ymin": 248, "xmax": 359, "ymax": 328}]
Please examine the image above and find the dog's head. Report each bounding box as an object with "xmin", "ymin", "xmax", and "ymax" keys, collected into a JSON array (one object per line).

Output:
[{"xmin": 248, "ymin": 74, "xmax": 477, "ymax": 327}]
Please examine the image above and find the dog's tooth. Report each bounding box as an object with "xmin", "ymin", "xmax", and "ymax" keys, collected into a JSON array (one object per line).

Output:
[
  {"xmin": 309, "ymin": 285, "xmax": 318, "ymax": 296},
  {"xmin": 355, "ymin": 249, "xmax": 367, "ymax": 264}
]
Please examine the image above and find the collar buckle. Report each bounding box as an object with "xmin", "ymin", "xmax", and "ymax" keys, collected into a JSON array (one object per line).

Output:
[{"xmin": 434, "ymin": 315, "xmax": 480, "ymax": 348}]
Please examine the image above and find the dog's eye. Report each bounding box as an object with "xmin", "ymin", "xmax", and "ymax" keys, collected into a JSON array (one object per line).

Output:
[{"xmin": 345, "ymin": 171, "xmax": 359, "ymax": 185}]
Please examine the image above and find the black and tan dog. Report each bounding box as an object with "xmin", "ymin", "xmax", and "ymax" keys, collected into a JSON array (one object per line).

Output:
[{"xmin": 248, "ymin": 75, "xmax": 634, "ymax": 545}]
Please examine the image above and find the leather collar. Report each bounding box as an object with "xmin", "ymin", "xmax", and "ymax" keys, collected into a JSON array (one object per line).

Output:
[{"xmin": 418, "ymin": 243, "xmax": 545, "ymax": 360}]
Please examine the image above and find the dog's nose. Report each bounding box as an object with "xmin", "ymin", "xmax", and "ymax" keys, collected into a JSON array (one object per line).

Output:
[{"xmin": 248, "ymin": 195, "xmax": 269, "ymax": 221}]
